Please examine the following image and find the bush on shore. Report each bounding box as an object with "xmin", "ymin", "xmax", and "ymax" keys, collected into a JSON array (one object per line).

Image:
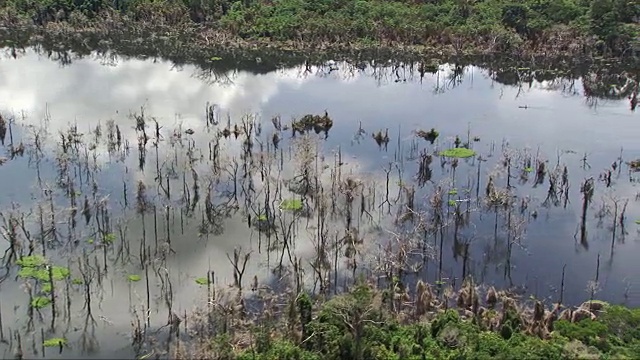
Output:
[
  {"xmin": 171, "ymin": 282, "xmax": 640, "ymax": 359},
  {"xmin": 1, "ymin": 0, "xmax": 639, "ymax": 57}
]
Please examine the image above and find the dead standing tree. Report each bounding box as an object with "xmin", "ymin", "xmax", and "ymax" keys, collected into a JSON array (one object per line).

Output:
[
  {"xmin": 576, "ymin": 177, "xmax": 594, "ymax": 250},
  {"xmin": 227, "ymin": 247, "xmax": 251, "ymax": 292}
]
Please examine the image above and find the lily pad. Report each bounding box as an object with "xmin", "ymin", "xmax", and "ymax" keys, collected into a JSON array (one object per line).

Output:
[
  {"xmin": 195, "ymin": 277, "xmax": 208, "ymax": 285},
  {"xmin": 103, "ymin": 233, "xmax": 116, "ymax": 244},
  {"xmin": 16, "ymin": 255, "xmax": 47, "ymax": 268},
  {"xmin": 127, "ymin": 274, "xmax": 142, "ymax": 282},
  {"xmin": 279, "ymin": 198, "xmax": 303, "ymax": 211},
  {"xmin": 19, "ymin": 265, "xmax": 70, "ymax": 281},
  {"xmin": 31, "ymin": 296, "xmax": 52, "ymax": 309},
  {"xmin": 16, "ymin": 255, "xmax": 70, "ymax": 281},
  {"xmin": 43, "ymin": 338, "xmax": 67, "ymax": 347},
  {"xmin": 51, "ymin": 266, "xmax": 71, "ymax": 280},
  {"xmin": 440, "ymin": 148, "xmax": 476, "ymax": 158},
  {"xmin": 42, "ymin": 282, "xmax": 52, "ymax": 293}
]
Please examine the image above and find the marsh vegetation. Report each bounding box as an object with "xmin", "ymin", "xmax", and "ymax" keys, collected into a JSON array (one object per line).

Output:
[
  {"xmin": 0, "ymin": 48, "xmax": 640, "ymax": 359},
  {"xmin": 1, "ymin": 0, "xmax": 640, "ymax": 60}
]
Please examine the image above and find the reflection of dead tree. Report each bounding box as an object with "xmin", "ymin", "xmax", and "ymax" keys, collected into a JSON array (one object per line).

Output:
[
  {"xmin": 192, "ymin": 68, "xmax": 236, "ymax": 86},
  {"xmin": 49, "ymin": 50, "xmax": 73, "ymax": 67},
  {"xmin": 542, "ymin": 77, "xmax": 579, "ymax": 96},
  {"xmin": 433, "ymin": 72, "xmax": 445, "ymax": 94},
  {"xmin": 205, "ymin": 102, "xmax": 219, "ymax": 126},
  {"xmin": 0, "ymin": 114, "xmax": 7, "ymax": 146},
  {"xmin": 200, "ymin": 186, "xmax": 237, "ymax": 236},
  {"xmin": 93, "ymin": 50, "xmax": 119, "ymax": 67},
  {"xmin": 78, "ymin": 253, "xmax": 99, "ymax": 353},
  {"xmin": 446, "ymin": 64, "xmax": 465, "ymax": 89},
  {"xmin": 0, "ymin": 206, "xmax": 33, "ymax": 282},
  {"xmin": 416, "ymin": 151, "xmax": 433, "ymax": 187},
  {"xmin": 607, "ymin": 195, "xmax": 628, "ymax": 251},
  {"xmin": 585, "ymin": 95, "xmax": 599, "ymax": 109},
  {"xmin": 575, "ymin": 177, "xmax": 594, "ymax": 250},
  {"xmin": 583, "ymin": 71, "xmax": 636, "ymax": 109},
  {"xmin": 630, "ymin": 84, "xmax": 638, "ymax": 111},
  {"xmin": 542, "ymin": 166, "xmax": 561, "ymax": 207},
  {"xmin": 514, "ymin": 70, "xmax": 527, "ymax": 98},
  {"xmin": 1, "ymin": 46, "xmax": 26, "ymax": 60},
  {"xmin": 227, "ymin": 247, "xmax": 251, "ymax": 291}
]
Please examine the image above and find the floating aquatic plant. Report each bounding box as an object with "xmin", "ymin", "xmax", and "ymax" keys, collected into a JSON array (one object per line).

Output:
[
  {"xmin": 524, "ymin": 167, "xmax": 534, "ymax": 173},
  {"xmin": 51, "ymin": 267, "xmax": 71, "ymax": 280},
  {"xmin": 18, "ymin": 265, "xmax": 70, "ymax": 281},
  {"xmin": 42, "ymin": 282, "xmax": 52, "ymax": 293},
  {"xmin": 43, "ymin": 338, "xmax": 67, "ymax": 347},
  {"xmin": 195, "ymin": 277, "xmax": 208, "ymax": 285},
  {"xmin": 279, "ymin": 198, "xmax": 303, "ymax": 211},
  {"xmin": 31, "ymin": 296, "xmax": 52, "ymax": 309},
  {"xmin": 16, "ymin": 255, "xmax": 70, "ymax": 281},
  {"xmin": 103, "ymin": 233, "xmax": 116, "ymax": 244},
  {"xmin": 448, "ymin": 189, "xmax": 458, "ymax": 195},
  {"xmin": 127, "ymin": 274, "xmax": 142, "ymax": 282},
  {"xmin": 635, "ymin": 220, "xmax": 640, "ymax": 225},
  {"xmin": 440, "ymin": 148, "xmax": 476, "ymax": 158},
  {"xmin": 253, "ymin": 213, "xmax": 275, "ymax": 233},
  {"xmin": 16, "ymin": 255, "xmax": 47, "ymax": 268}
]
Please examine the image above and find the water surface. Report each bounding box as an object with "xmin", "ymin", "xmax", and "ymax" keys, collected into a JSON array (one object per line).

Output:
[{"xmin": 0, "ymin": 49, "xmax": 639, "ymax": 358}]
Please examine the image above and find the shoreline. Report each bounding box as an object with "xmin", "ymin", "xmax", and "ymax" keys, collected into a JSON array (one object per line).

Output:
[
  {"xmin": 1, "ymin": 10, "xmax": 639, "ymax": 73},
  {"xmin": 2, "ymin": 19, "xmax": 638, "ymax": 104}
]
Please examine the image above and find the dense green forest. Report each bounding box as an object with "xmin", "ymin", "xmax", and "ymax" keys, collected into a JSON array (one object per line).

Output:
[{"xmin": 1, "ymin": 0, "xmax": 639, "ymax": 56}]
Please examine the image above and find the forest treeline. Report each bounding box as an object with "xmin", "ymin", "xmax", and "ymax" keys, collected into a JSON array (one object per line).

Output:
[{"xmin": 1, "ymin": 0, "xmax": 639, "ymax": 56}]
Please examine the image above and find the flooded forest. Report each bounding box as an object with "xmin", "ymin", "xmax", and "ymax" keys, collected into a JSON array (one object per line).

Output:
[{"xmin": 1, "ymin": 45, "xmax": 640, "ymax": 359}]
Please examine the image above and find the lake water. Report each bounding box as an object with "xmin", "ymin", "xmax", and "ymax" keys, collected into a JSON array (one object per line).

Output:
[{"xmin": 0, "ymin": 48, "xmax": 639, "ymax": 358}]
